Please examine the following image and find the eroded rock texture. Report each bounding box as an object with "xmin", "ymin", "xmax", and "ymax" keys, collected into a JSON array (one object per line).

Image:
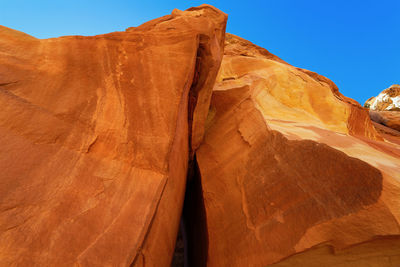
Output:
[
  {"xmin": 365, "ymin": 84, "xmax": 400, "ymax": 111},
  {"xmin": 370, "ymin": 110, "xmax": 400, "ymax": 134},
  {"xmin": 1, "ymin": 6, "xmax": 399, "ymax": 267},
  {"xmin": 364, "ymin": 85, "xmax": 400, "ymax": 140},
  {"xmin": 195, "ymin": 34, "xmax": 400, "ymax": 266},
  {"xmin": 0, "ymin": 5, "xmax": 226, "ymax": 266}
]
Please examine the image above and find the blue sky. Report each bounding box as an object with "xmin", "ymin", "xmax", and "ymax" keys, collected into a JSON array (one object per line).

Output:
[{"xmin": 2, "ymin": 0, "xmax": 399, "ymax": 104}]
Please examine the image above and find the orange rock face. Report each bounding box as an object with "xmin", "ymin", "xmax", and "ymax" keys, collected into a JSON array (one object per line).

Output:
[
  {"xmin": 370, "ymin": 110, "xmax": 400, "ymax": 133},
  {"xmin": 0, "ymin": 5, "xmax": 226, "ymax": 266},
  {"xmin": 195, "ymin": 34, "xmax": 400, "ymax": 266},
  {"xmin": 1, "ymin": 6, "xmax": 400, "ymax": 267}
]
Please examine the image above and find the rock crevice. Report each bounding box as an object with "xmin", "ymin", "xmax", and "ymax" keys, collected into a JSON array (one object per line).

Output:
[{"xmin": 0, "ymin": 5, "xmax": 400, "ymax": 267}]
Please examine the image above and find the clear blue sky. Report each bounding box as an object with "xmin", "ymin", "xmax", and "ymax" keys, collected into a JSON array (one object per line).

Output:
[{"xmin": 2, "ymin": 0, "xmax": 399, "ymax": 104}]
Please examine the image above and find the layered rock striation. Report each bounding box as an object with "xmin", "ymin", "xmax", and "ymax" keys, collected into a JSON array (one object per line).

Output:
[
  {"xmin": 364, "ymin": 85, "xmax": 400, "ymax": 139},
  {"xmin": 365, "ymin": 84, "xmax": 400, "ymax": 111}
]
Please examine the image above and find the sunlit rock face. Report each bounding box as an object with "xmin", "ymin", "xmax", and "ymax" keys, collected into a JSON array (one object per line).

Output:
[
  {"xmin": 364, "ymin": 85, "xmax": 400, "ymax": 137},
  {"xmin": 0, "ymin": 5, "xmax": 226, "ymax": 266},
  {"xmin": 1, "ymin": 6, "xmax": 399, "ymax": 267},
  {"xmin": 196, "ymin": 33, "xmax": 400, "ymax": 267},
  {"xmin": 365, "ymin": 84, "xmax": 400, "ymax": 111}
]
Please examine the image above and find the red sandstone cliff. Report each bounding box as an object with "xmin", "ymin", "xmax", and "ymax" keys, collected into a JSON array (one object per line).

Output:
[
  {"xmin": 0, "ymin": 5, "xmax": 399, "ymax": 267},
  {"xmin": 194, "ymin": 33, "xmax": 400, "ymax": 267},
  {"xmin": 0, "ymin": 5, "xmax": 226, "ymax": 266}
]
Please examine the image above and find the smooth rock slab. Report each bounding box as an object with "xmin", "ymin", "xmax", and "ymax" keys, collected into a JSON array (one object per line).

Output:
[
  {"xmin": 195, "ymin": 34, "xmax": 400, "ymax": 267},
  {"xmin": 0, "ymin": 5, "xmax": 226, "ymax": 266}
]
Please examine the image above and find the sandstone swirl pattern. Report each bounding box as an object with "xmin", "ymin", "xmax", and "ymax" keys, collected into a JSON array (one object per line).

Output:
[
  {"xmin": 365, "ymin": 85, "xmax": 400, "ymax": 138},
  {"xmin": 365, "ymin": 84, "xmax": 400, "ymax": 111}
]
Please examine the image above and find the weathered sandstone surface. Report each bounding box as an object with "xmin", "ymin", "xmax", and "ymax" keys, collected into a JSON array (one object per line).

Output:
[
  {"xmin": 1, "ymin": 5, "xmax": 399, "ymax": 267},
  {"xmin": 365, "ymin": 84, "xmax": 400, "ymax": 111},
  {"xmin": 370, "ymin": 110, "xmax": 400, "ymax": 133},
  {"xmin": 364, "ymin": 85, "xmax": 400, "ymax": 136},
  {"xmin": 0, "ymin": 5, "xmax": 226, "ymax": 266},
  {"xmin": 194, "ymin": 33, "xmax": 400, "ymax": 266}
]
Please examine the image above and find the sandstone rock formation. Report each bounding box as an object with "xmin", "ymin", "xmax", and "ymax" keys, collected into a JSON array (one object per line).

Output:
[
  {"xmin": 0, "ymin": 5, "xmax": 226, "ymax": 266},
  {"xmin": 370, "ymin": 110, "xmax": 400, "ymax": 133},
  {"xmin": 364, "ymin": 84, "xmax": 400, "ymax": 111},
  {"xmin": 194, "ymin": 33, "xmax": 400, "ymax": 266},
  {"xmin": 364, "ymin": 85, "xmax": 400, "ymax": 140},
  {"xmin": 1, "ymin": 5, "xmax": 400, "ymax": 267}
]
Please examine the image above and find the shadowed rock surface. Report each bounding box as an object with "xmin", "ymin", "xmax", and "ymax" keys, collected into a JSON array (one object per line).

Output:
[
  {"xmin": 1, "ymin": 6, "xmax": 399, "ymax": 267},
  {"xmin": 370, "ymin": 110, "xmax": 400, "ymax": 133}
]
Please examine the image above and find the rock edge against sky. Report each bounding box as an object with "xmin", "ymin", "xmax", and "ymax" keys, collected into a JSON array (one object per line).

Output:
[{"xmin": 0, "ymin": 4, "xmax": 399, "ymax": 267}]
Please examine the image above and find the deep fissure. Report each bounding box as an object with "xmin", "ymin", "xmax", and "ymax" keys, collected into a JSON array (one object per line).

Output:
[
  {"xmin": 172, "ymin": 156, "xmax": 208, "ymax": 267},
  {"xmin": 172, "ymin": 37, "xmax": 212, "ymax": 266}
]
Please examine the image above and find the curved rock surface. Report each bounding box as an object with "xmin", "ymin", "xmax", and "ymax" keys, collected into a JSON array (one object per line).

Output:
[
  {"xmin": 370, "ymin": 110, "xmax": 400, "ymax": 133},
  {"xmin": 365, "ymin": 84, "xmax": 400, "ymax": 111},
  {"xmin": 1, "ymin": 6, "xmax": 400, "ymax": 267},
  {"xmin": 365, "ymin": 85, "xmax": 400, "ymax": 136},
  {"xmin": 0, "ymin": 5, "xmax": 226, "ymax": 266},
  {"xmin": 195, "ymin": 33, "xmax": 400, "ymax": 266}
]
